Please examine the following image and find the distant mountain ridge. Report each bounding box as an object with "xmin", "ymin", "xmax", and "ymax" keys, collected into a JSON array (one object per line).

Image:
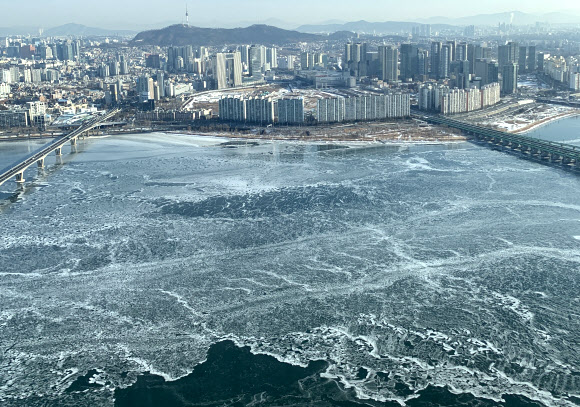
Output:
[
  {"xmin": 297, "ymin": 12, "xmax": 580, "ymax": 33},
  {"xmin": 0, "ymin": 23, "xmax": 136, "ymax": 37},
  {"xmin": 419, "ymin": 11, "xmax": 580, "ymax": 26},
  {"xmin": 43, "ymin": 23, "xmax": 136, "ymax": 37},
  {"xmin": 131, "ymin": 24, "xmax": 324, "ymax": 46},
  {"xmin": 296, "ymin": 20, "xmax": 454, "ymax": 34}
]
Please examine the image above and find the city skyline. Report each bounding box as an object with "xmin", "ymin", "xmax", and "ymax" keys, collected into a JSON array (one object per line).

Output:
[{"xmin": 2, "ymin": 1, "xmax": 580, "ymax": 30}]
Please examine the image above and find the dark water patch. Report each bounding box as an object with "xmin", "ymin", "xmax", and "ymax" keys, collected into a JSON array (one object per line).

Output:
[
  {"xmin": 156, "ymin": 185, "xmax": 372, "ymax": 219},
  {"xmin": 114, "ymin": 340, "xmax": 385, "ymax": 407},
  {"xmin": 114, "ymin": 341, "xmax": 550, "ymax": 407},
  {"xmin": 221, "ymin": 141, "xmax": 260, "ymax": 148},
  {"xmin": 315, "ymin": 144, "xmax": 350, "ymax": 152},
  {"xmin": 406, "ymin": 385, "xmax": 547, "ymax": 407},
  {"xmin": 65, "ymin": 369, "xmax": 104, "ymax": 393}
]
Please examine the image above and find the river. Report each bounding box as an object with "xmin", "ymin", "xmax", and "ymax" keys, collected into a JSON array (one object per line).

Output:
[{"xmin": 0, "ymin": 130, "xmax": 579, "ymax": 406}]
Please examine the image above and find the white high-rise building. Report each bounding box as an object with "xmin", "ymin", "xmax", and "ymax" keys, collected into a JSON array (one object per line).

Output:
[
  {"xmin": 31, "ymin": 69, "xmax": 42, "ymax": 84},
  {"xmin": 0, "ymin": 69, "xmax": 12, "ymax": 84},
  {"xmin": 420, "ymin": 82, "xmax": 500, "ymax": 115},
  {"xmin": 317, "ymin": 97, "xmax": 345, "ymax": 123},
  {"xmin": 318, "ymin": 94, "xmax": 409, "ymax": 123},
  {"xmin": 266, "ymin": 47, "xmax": 277, "ymax": 69},
  {"xmin": 212, "ymin": 53, "xmax": 228, "ymax": 90},
  {"xmin": 570, "ymin": 72, "xmax": 580, "ymax": 91},
  {"xmin": 0, "ymin": 83, "xmax": 10, "ymax": 98}
]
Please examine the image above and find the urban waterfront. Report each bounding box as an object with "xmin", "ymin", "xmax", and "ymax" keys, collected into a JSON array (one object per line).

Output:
[
  {"xmin": 0, "ymin": 127, "xmax": 579, "ymax": 406},
  {"xmin": 526, "ymin": 115, "xmax": 580, "ymax": 145}
]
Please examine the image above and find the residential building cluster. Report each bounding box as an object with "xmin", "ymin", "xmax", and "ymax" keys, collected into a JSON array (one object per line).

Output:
[
  {"xmin": 419, "ymin": 82, "xmax": 501, "ymax": 114},
  {"xmin": 543, "ymin": 56, "xmax": 580, "ymax": 91},
  {"xmin": 218, "ymin": 96, "xmax": 303, "ymax": 124},
  {"xmin": 317, "ymin": 93, "xmax": 410, "ymax": 123},
  {"xmin": 1, "ymin": 23, "xmax": 580, "ymax": 131}
]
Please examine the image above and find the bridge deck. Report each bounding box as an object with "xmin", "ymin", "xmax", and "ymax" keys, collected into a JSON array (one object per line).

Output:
[
  {"xmin": 415, "ymin": 114, "xmax": 580, "ymax": 162},
  {"xmin": 0, "ymin": 109, "xmax": 120, "ymax": 187}
]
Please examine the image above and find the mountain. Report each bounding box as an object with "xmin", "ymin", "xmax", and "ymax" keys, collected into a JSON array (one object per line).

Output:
[
  {"xmin": 206, "ymin": 18, "xmax": 299, "ymax": 30},
  {"xmin": 296, "ymin": 20, "xmax": 455, "ymax": 34},
  {"xmin": 418, "ymin": 11, "xmax": 580, "ymax": 26},
  {"xmin": 296, "ymin": 12, "xmax": 580, "ymax": 34},
  {"xmin": 131, "ymin": 24, "xmax": 323, "ymax": 46},
  {"xmin": 0, "ymin": 26, "xmax": 39, "ymax": 36},
  {"xmin": 43, "ymin": 23, "xmax": 136, "ymax": 37}
]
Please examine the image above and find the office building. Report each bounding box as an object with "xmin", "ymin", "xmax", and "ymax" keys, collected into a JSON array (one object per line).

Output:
[
  {"xmin": 501, "ymin": 62, "xmax": 518, "ymax": 94},
  {"xmin": 528, "ymin": 46, "xmax": 537, "ymax": 72},
  {"xmin": 0, "ymin": 109, "xmax": 29, "ymax": 127},
  {"xmin": 430, "ymin": 42, "xmax": 441, "ymax": 78},
  {"xmin": 146, "ymin": 54, "xmax": 161, "ymax": 69},
  {"xmin": 400, "ymin": 43, "xmax": 418, "ymax": 81},
  {"xmin": 266, "ymin": 47, "xmax": 277, "ymax": 69},
  {"xmin": 137, "ymin": 75, "xmax": 155, "ymax": 102},
  {"xmin": 518, "ymin": 46, "xmax": 527, "ymax": 74},
  {"xmin": 498, "ymin": 42, "xmax": 519, "ymax": 70},
  {"xmin": 475, "ymin": 59, "xmax": 499, "ymax": 85},
  {"xmin": 249, "ymin": 45, "xmax": 264, "ymax": 78}
]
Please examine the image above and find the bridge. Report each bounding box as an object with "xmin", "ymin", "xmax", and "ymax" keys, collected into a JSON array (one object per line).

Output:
[
  {"xmin": 414, "ymin": 113, "xmax": 580, "ymax": 168},
  {"xmin": 0, "ymin": 109, "xmax": 121, "ymax": 187}
]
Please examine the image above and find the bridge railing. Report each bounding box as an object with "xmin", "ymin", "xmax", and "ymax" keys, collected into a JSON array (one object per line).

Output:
[
  {"xmin": 413, "ymin": 113, "xmax": 580, "ymax": 159},
  {"xmin": 0, "ymin": 109, "xmax": 120, "ymax": 183}
]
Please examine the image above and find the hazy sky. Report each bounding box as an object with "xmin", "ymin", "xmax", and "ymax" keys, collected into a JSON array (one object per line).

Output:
[{"xmin": 4, "ymin": 0, "xmax": 580, "ymax": 29}]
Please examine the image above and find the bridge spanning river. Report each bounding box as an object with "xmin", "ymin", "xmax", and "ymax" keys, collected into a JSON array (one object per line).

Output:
[
  {"xmin": 416, "ymin": 113, "xmax": 580, "ymax": 168},
  {"xmin": 0, "ymin": 109, "xmax": 120, "ymax": 187}
]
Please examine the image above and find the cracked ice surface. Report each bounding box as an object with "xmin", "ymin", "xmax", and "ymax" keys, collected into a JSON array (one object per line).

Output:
[{"xmin": 0, "ymin": 133, "xmax": 579, "ymax": 406}]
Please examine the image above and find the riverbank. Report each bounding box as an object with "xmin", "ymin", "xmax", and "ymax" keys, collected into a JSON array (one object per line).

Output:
[
  {"xmin": 476, "ymin": 103, "xmax": 579, "ymax": 133},
  {"xmin": 161, "ymin": 120, "xmax": 468, "ymax": 144},
  {"xmin": 511, "ymin": 110, "xmax": 580, "ymax": 134}
]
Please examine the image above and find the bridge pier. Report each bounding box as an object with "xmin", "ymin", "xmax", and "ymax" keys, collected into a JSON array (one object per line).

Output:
[
  {"xmin": 15, "ymin": 172, "xmax": 25, "ymax": 183},
  {"xmin": 70, "ymin": 137, "xmax": 77, "ymax": 146},
  {"xmin": 37, "ymin": 157, "xmax": 45, "ymax": 168},
  {"xmin": 540, "ymin": 152, "xmax": 552, "ymax": 162},
  {"xmin": 55, "ymin": 147, "xmax": 62, "ymax": 156}
]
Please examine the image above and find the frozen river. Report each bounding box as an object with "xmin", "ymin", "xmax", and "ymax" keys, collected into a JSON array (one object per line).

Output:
[{"xmin": 0, "ymin": 131, "xmax": 579, "ymax": 406}]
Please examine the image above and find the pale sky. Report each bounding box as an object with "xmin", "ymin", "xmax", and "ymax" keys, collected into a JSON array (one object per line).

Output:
[{"xmin": 3, "ymin": 0, "xmax": 580, "ymax": 29}]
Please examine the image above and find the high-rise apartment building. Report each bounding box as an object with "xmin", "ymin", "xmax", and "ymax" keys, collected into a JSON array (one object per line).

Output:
[
  {"xmin": 439, "ymin": 44, "xmax": 451, "ymax": 79},
  {"xmin": 277, "ymin": 98, "xmax": 304, "ymax": 124},
  {"xmin": 430, "ymin": 42, "xmax": 441, "ymax": 78},
  {"xmin": 378, "ymin": 45, "xmax": 398, "ymax": 82}
]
